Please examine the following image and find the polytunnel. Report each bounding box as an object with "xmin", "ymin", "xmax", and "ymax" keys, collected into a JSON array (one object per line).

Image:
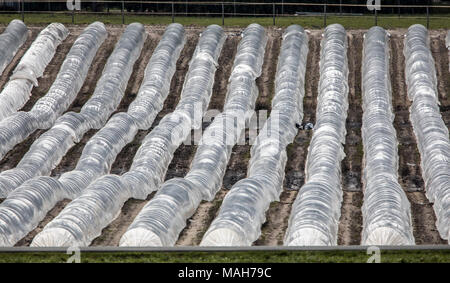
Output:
[
  {"xmin": 284, "ymin": 24, "xmax": 349, "ymax": 246},
  {"xmin": 0, "ymin": 22, "xmax": 107, "ymax": 161},
  {"xmin": 30, "ymin": 24, "xmax": 226, "ymax": 247},
  {"xmin": 200, "ymin": 24, "xmax": 309, "ymax": 246},
  {"xmin": 404, "ymin": 24, "xmax": 450, "ymax": 243},
  {"xmin": 0, "ymin": 22, "xmax": 145, "ymax": 198},
  {"xmin": 0, "ymin": 19, "xmax": 28, "ymax": 76},
  {"xmin": 0, "ymin": 23, "xmax": 68, "ymax": 122},
  {"xmin": 0, "ymin": 22, "xmax": 146, "ymax": 247},
  {"xmin": 0, "ymin": 22, "xmax": 185, "ymax": 248},
  {"xmin": 118, "ymin": 23, "xmax": 267, "ymax": 247},
  {"xmin": 360, "ymin": 26, "xmax": 414, "ymax": 245}
]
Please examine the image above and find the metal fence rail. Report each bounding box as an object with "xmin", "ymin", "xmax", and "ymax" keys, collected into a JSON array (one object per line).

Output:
[{"xmin": 1, "ymin": 245, "xmax": 450, "ymax": 253}]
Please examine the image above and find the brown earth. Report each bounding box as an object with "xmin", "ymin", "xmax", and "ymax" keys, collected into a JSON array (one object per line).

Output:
[
  {"xmin": 337, "ymin": 31, "xmax": 364, "ymax": 245},
  {"xmin": 0, "ymin": 25, "xmax": 448, "ymax": 247}
]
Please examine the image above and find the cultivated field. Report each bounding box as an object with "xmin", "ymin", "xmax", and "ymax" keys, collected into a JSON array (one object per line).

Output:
[{"xmin": 0, "ymin": 23, "xmax": 448, "ymax": 247}]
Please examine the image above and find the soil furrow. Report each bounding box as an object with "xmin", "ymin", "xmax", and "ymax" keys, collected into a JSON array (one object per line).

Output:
[{"xmin": 337, "ymin": 31, "xmax": 364, "ymax": 245}]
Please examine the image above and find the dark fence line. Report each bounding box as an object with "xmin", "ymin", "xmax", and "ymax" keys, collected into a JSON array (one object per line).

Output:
[{"xmin": 1, "ymin": 1, "xmax": 449, "ymax": 28}]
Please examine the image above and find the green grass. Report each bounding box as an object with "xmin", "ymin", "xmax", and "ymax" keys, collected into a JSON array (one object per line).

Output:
[
  {"xmin": 0, "ymin": 13, "xmax": 449, "ymax": 29},
  {"xmin": 0, "ymin": 250, "xmax": 449, "ymax": 263}
]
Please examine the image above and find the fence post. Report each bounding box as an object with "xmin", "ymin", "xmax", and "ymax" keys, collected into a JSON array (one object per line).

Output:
[
  {"xmin": 21, "ymin": 0, "xmax": 24, "ymax": 22},
  {"xmin": 121, "ymin": 0, "xmax": 125, "ymax": 24},
  {"xmin": 222, "ymin": 2, "xmax": 224, "ymax": 26},
  {"xmin": 397, "ymin": 0, "xmax": 400, "ymax": 18},
  {"xmin": 72, "ymin": 8, "xmax": 74, "ymax": 24},
  {"xmin": 375, "ymin": 9, "xmax": 378, "ymax": 26},
  {"xmin": 426, "ymin": 4, "xmax": 430, "ymax": 29},
  {"xmin": 273, "ymin": 2, "xmax": 275, "ymax": 26},
  {"xmin": 323, "ymin": 1, "xmax": 327, "ymax": 28},
  {"xmin": 172, "ymin": 2, "xmax": 175, "ymax": 23}
]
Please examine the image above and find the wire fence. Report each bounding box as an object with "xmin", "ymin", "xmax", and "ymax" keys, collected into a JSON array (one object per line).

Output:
[{"xmin": 1, "ymin": 1, "xmax": 450, "ymax": 28}]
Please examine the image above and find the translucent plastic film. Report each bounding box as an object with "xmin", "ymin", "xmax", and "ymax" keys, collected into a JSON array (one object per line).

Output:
[
  {"xmin": 119, "ymin": 24, "xmax": 267, "ymax": 247},
  {"xmin": 0, "ymin": 23, "xmax": 145, "ymax": 198},
  {"xmin": 57, "ymin": 23, "xmax": 185, "ymax": 200},
  {"xmin": 284, "ymin": 24, "xmax": 348, "ymax": 246},
  {"xmin": 127, "ymin": 23, "xmax": 186, "ymax": 130},
  {"xmin": 0, "ymin": 19, "xmax": 28, "ymax": 76},
  {"xmin": 0, "ymin": 22, "xmax": 107, "ymax": 161},
  {"xmin": 447, "ymin": 31, "xmax": 450, "ymax": 72},
  {"xmin": 201, "ymin": 25, "xmax": 309, "ymax": 246},
  {"xmin": 404, "ymin": 24, "xmax": 450, "ymax": 242},
  {"xmin": 360, "ymin": 27, "xmax": 414, "ymax": 245},
  {"xmin": 0, "ymin": 23, "xmax": 146, "ymax": 247},
  {"xmin": 125, "ymin": 24, "xmax": 226, "ymax": 199},
  {"xmin": 446, "ymin": 31, "xmax": 450, "ymax": 49},
  {"xmin": 31, "ymin": 25, "xmax": 226, "ymax": 247},
  {"xmin": 0, "ymin": 23, "xmax": 69, "ymax": 122}
]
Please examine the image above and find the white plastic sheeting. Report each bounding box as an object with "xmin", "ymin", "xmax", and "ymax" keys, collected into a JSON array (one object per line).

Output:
[
  {"xmin": 0, "ymin": 22, "xmax": 107, "ymax": 161},
  {"xmin": 119, "ymin": 24, "xmax": 267, "ymax": 247},
  {"xmin": 200, "ymin": 25, "xmax": 309, "ymax": 246},
  {"xmin": 360, "ymin": 27, "xmax": 414, "ymax": 245},
  {"xmin": 284, "ymin": 24, "xmax": 348, "ymax": 246},
  {"xmin": 0, "ymin": 23, "xmax": 145, "ymax": 199},
  {"xmin": 31, "ymin": 25, "xmax": 226, "ymax": 247},
  {"xmin": 0, "ymin": 19, "xmax": 28, "ymax": 76},
  {"xmin": 404, "ymin": 24, "xmax": 450, "ymax": 242},
  {"xmin": 57, "ymin": 23, "xmax": 185, "ymax": 200},
  {"xmin": 0, "ymin": 23, "xmax": 68, "ymax": 122},
  {"xmin": 446, "ymin": 30, "xmax": 450, "ymax": 49},
  {"xmin": 0, "ymin": 23, "xmax": 146, "ymax": 247}
]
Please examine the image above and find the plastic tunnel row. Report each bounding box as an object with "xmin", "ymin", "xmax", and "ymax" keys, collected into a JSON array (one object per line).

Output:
[
  {"xmin": 200, "ymin": 25, "xmax": 309, "ymax": 246},
  {"xmin": 118, "ymin": 23, "xmax": 267, "ymax": 247},
  {"xmin": 0, "ymin": 22, "xmax": 107, "ymax": 162},
  {"xmin": 0, "ymin": 21, "xmax": 448, "ymax": 247},
  {"xmin": 284, "ymin": 24, "xmax": 349, "ymax": 246},
  {"xmin": 0, "ymin": 23, "xmax": 147, "ymax": 247},
  {"xmin": 404, "ymin": 25, "xmax": 450, "ymax": 241},
  {"xmin": 0, "ymin": 23, "xmax": 68, "ymax": 122},
  {"xmin": 0, "ymin": 20, "xmax": 28, "ymax": 76},
  {"xmin": 360, "ymin": 27, "xmax": 414, "ymax": 245},
  {"xmin": 30, "ymin": 24, "xmax": 226, "ymax": 247},
  {"xmin": 0, "ymin": 23, "xmax": 185, "ymax": 247},
  {"xmin": 0, "ymin": 23, "xmax": 145, "ymax": 199}
]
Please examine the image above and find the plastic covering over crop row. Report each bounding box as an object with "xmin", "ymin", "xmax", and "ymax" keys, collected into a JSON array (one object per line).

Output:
[
  {"xmin": 0, "ymin": 23, "xmax": 145, "ymax": 198},
  {"xmin": 0, "ymin": 19, "xmax": 28, "ymax": 76},
  {"xmin": 57, "ymin": 23, "xmax": 185, "ymax": 201},
  {"xmin": 30, "ymin": 25, "xmax": 225, "ymax": 247},
  {"xmin": 0, "ymin": 23, "xmax": 147, "ymax": 247},
  {"xmin": 0, "ymin": 22, "xmax": 107, "ymax": 161},
  {"xmin": 0, "ymin": 23, "xmax": 68, "ymax": 122},
  {"xmin": 200, "ymin": 25, "xmax": 308, "ymax": 246},
  {"xmin": 284, "ymin": 24, "xmax": 348, "ymax": 246},
  {"xmin": 404, "ymin": 24, "xmax": 450, "ymax": 242},
  {"xmin": 10, "ymin": 24, "xmax": 184, "ymax": 248},
  {"xmin": 360, "ymin": 27, "xmax": 414, "ymax": 245},
  {"xmin": 119, "ymin": 24, "xmax": 267, "ymax": 247}
]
